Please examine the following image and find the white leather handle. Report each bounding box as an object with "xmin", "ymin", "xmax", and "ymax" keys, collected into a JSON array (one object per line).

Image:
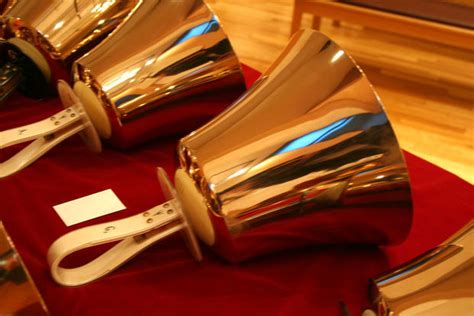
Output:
[
  {"xmin": 0, "ymin": 107, "xmax": 86, "ymax": 178},
  {"xmin": 0, "ymin": 81, "xmax": 101, "ymax": 178},
  {"xmin": 48, "ymin": 200, "xmax": 201, "ymax": 286},
  {"xmin": 48, "ymin": 168, "xmax": 202, "ymax": 287}
]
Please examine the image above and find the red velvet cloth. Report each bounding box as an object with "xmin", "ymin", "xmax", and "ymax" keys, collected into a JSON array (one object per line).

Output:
[{"xmin": 0, "ymin": 66, "xmax": 472, "ymax": 316}]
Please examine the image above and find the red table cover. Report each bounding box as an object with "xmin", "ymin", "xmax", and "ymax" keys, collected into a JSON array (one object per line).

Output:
[{"xmin": 1, "ymin": 65, "xmax": 472, "ymax": 316}]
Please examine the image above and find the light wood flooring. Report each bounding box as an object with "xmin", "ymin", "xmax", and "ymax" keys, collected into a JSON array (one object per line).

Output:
[{"xmin": 208, "ymin": 0, "xmax": 474, "ymax": 183}]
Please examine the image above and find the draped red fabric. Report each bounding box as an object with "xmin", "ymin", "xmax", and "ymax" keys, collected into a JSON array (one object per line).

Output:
[{"xmin": 0, "ymin": 65, "xmax": 472, "ymax": 316}]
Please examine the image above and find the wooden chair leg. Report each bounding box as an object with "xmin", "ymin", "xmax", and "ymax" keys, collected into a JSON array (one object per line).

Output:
[
  {"xmin": 312, "ymin": 15, "xmax": 321, "ymax": 30},
  {"xmin": 291, "ymin": 1, "xmax": 304, "ymax": 35}
]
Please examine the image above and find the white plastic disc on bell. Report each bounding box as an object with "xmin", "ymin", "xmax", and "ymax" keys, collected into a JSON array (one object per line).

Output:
[
  {"xmin": 174, "ymin": 168, "xmax": 216, "ymax": 246},
  {"xmin": 73, "ymin": 81, "xmax": 112, "ymax": 139},
  {"xmin": 57, "ymin": 80, "xmax": 101, "ymax": 153},
  {"xmin": 7, "ymin": 37, "xmax": 51, "ymax": 82}
]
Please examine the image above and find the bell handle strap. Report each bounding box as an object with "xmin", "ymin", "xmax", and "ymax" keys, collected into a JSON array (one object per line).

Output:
[
  {"xmin": 47, "ymin": 200, "xmax": 200, "ymax": 286},
  {"xmin": 0, "ymin": 106, "xmax": 86, "ymax": 178}
]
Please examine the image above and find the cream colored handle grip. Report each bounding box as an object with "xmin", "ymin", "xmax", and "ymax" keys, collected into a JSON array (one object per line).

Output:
[
  {"xmin": 48, "ymin": 168, "xmax": 203, "ymax": 287},
  {"xmin": 0, "ymin": 108, "xmax": 82, "ymax": 147},
  {"xmin": 0, "ymin": 80, "xmax": 101, "ymax": 178},
  {"xmin": 47, "ymin": 202, "xmax": 183, "ymax": 286},
  {"xmin": 0, "ymin": 107, "xmax": 86, "ymax": 178}
]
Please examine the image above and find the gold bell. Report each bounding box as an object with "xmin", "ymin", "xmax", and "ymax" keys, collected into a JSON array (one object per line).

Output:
[
  {"xmin": 0, "ymin": 0, "xmax": 139, "ymax": 100},
  {"xmin": 0, "ymin": 0, "xmax": 245, "ymax": 177},
  {"xmin": 47, "ymin": 29, "xmax": 412, "ymax": 286},
  {"xmin": 176, "ymin": 28, "xmax": 412, "ymax": 261},
  {"xmin": 368, "ymin": 220, "xmax": 473, "ymax": 316},
  {"xmin": 71, "ymin": 0, "xmax": 246, "ymax": 147}
]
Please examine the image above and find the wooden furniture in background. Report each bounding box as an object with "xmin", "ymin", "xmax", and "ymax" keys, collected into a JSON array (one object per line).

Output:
[
  {"xmin": 291, "ymin": 0, "xmax": 474, "ymax": 50},
  {"xmin": 207, "ymin": 0, "xmax": 473, "ymax": 183},
  {"xmin": 291, "ymin": 0, "xmax": 474, "ymax": 93}
]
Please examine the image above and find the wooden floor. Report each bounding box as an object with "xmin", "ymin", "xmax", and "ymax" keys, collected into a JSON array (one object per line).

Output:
[{"xmin": 208, "ymin": 0, "xmax": 474, "ymax": 183}]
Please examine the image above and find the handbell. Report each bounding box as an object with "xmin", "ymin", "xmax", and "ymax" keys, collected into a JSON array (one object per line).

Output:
[
  {"xmin": 0, "ymin": 0, "xmax": 139, "ymax": 101},
  {"xmin": 367, "ymin": 220, "xmax": 473, "ymax": 316},
  {"xmin": 0, "ymin": 0, "xmax": 245, "ymax": 177},
  {"xmin": 47, "ymin": 29, "xmax": 413, "ymax": 286},
  {"xmin": 176, "ymin": 28, "xmax": 413, "ymax": 261},
  {"xmin": 71, "ymin": 0, "xmax": 246, "ymax": 147}
]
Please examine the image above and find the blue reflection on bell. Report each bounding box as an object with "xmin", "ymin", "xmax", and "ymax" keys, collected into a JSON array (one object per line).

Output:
[
  {"xmin": 176, "ymin": 29, "xmax": 413, "ymax": 262},
  {"xmin": 0, "ymin": 0, "xmax": 246, "ymax": 178},
  {"xmin": 46, "ymin": 29, "xmax": 413, "ymax": 287}
]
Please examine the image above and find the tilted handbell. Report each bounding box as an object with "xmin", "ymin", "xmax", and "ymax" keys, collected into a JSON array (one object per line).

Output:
[
  {"xmin": 47, "ymin": 29, "xmax": 412, "ymax": 286},
  {"xmin": 176, "ymin": 28, "xmax": 413, "ymax": 261},
  {"xmin": 0, "ymin": 0, "xmax": 140, "ymax": 100},
  {"xmin": 71, "ymin": 0, "xmax": 246, "ymax": 147},
  {"xmin": 0, "ymin": 0, "xmax": 245, "ymax": 177},
  {"xmin": 368, "ymin": 220, "xmax": 473, "ymax": 316}
]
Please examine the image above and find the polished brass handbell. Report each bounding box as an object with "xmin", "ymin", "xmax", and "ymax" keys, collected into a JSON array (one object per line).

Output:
[
  {"xmin": 47, "ymin": 29, "xmax": 412, "ymax": 286},
  {"xmin": 0, "ymin": 0, "xmax": 139, "ymax": 100},
  {"xmin": 367, "ymin": 220, "xmax": 473, "ymax": 316},
  {"xmin": 71, "ymin": 0, "xmax": 245, "ymax": 148},
  {"xmin": 0, "ymin": 0, "xmax": 245, "ymax": 177},
  {"xmin": 177, "ymin": 28, "xmax": 413, "ymax": 261}
]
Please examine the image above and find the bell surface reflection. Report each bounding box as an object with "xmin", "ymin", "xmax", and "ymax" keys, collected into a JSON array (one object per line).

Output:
[
  {"xmin": 177, "ymin": 29, "xmax": 413, "ymax": 262},
  {"xmin": 1, "ymin": 0, "xmax": 139, "ymax": 65},
  {"xmin": 0, "ymin": 0, "xmax": 139, "ymax": 100},
  {"xmin": 370, "ymin": 220, "xmax": 474, "ymax": 315},
  {"xmin": 73, "ymin": 0, "xmax": 245, "ymax": 147},
  {"xmin": 0, "ymin": 0, "xmax": 244, "ymax": 177},
  {"xmin": 47, "ymin": 29, "xmax": 412, "ymax": 286}
]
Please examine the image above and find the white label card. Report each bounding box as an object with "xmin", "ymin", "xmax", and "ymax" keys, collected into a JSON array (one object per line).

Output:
[{"xmin": 53, "ymin": 189, "xmax": 126, "ymax": 226}]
